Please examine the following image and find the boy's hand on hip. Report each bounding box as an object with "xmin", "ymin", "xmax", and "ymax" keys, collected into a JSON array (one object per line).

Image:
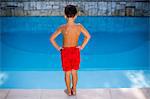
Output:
[
  {"xmin": 58, "ymin": 47, "xmax": 64, "ymax": 52},
  {"xmin": 76, "ymin": 46, "xmax": 83, "ymax": 50}
]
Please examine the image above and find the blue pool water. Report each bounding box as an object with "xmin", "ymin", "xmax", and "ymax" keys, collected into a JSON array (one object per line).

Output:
[
  {"xmin": 0, "ymin": 16, "xmax": 150, "ymax": 70},
  {"xmin": 0, "ymin": 16, "xmax": 150, "ymax": 88},
  {"xmin": 0, "ymin": 16, "xmax": 149, "ymax": 71}
]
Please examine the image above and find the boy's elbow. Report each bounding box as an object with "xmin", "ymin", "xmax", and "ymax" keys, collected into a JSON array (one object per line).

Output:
[
  {"xmin": 88, "ymin": 35, "xmax": 91, "ymax": 39},
  {"xmin": 89, "ymin": 35, "xmax": 91, "ymax": 39},
  {"xmin": 84, "ymin": 36, "xmax": 91, "ymax": 41},
  {"xmin": 50, "ymin": 37, "xmax": 54, "ymax": 42},
  {"xmin": 85, "ymin": 35, "xmax": 91, "ymax": 39}
]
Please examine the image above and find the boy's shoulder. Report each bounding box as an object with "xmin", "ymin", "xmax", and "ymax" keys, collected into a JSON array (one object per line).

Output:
[
  {"xmin": 61, "ymin": 23, "xmax": 82, "ymax": 26},
  {"xmin": 59, "ymin": 23, "xmax": 83, "ymax": 30},
  {"xmin": 76, "ymin": 23, "xmax": 84, "ymax": 28},
  {"xmin": 76, "ymin": 23, "xmax": 82, "ymax": 27},
  {"xmin": 59, "ymin": 24, "xmax": 66, "ymax": 28}
]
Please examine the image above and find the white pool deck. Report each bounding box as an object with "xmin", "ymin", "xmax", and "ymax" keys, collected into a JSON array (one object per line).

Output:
[{"xmin": 0, "ymin": 88, "xmax": 150, "ymax": 99}]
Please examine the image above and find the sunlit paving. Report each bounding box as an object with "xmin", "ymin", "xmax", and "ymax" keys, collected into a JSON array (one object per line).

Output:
[{"xmin": 0, "ymin": 88, "xmax": 150, "ymax": 99}]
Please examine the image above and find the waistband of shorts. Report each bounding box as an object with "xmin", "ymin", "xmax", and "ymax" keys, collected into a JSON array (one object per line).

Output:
[{"xmin": 62, "ymin": 46, "xmax": 77, "ymax": 49}]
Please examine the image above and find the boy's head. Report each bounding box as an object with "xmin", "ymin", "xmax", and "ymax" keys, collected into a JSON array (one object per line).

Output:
[{"xmin": 64, "ymin": 5, "xmax": 78, "ymax": 18}]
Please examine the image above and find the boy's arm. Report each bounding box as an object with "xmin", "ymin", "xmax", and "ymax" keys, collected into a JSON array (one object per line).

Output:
[
  {"xmin": 50, "ymin": 26, "xmax": 62, "ymax": 51},
  {"xmin": 79, "ymin": 24, "xmax": 91, "ymax": 50}
]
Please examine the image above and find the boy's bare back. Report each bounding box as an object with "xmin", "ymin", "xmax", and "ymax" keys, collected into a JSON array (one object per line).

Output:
[
  {"xmin": 61, "ymin": 23, "xmax": 81, "ymax": 47},
  {"xmin": 50, "ymin": 23, "xmax": 90, "ymax": 50}
]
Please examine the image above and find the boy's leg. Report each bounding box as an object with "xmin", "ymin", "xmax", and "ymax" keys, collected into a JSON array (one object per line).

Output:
[
  {"xmin": 71, "ymin": 69, "xmax": 78, "ymax": 93},
  {"xmin": 65, "ymin": 71, "xmax": 71, "ymax": 95}
]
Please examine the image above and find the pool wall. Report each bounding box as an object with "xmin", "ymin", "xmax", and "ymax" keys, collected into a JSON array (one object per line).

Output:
[{"xmin": 0, "ymin": 1, "xmax": 150, "ymax": 16}]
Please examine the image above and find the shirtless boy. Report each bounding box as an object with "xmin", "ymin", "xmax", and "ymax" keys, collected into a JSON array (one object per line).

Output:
[{"xmin": 50, "ymin": 5, "xmax": 91, "ymax": 96}]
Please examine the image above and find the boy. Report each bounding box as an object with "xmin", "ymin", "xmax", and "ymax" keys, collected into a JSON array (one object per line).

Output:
[{"xmin": 50, "ymin": 5, "xmax": 91, "ymax": 96}]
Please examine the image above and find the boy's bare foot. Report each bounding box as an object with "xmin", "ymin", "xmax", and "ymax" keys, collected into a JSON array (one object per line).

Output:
[
  {"xmin": 64, "ymin": 89, "xmax": 72, "ymax": 96},
  {"xmin": 71, "ymin": 87, "xmax": 76, "ymax": 95}
]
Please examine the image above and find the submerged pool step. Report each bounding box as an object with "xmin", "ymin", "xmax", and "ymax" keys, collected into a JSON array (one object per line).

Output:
[{"xmin": 0, "ymin": 70, "xmax": 150, "ymax": 89}]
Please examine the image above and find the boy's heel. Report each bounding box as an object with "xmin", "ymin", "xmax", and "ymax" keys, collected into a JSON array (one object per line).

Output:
[
  {"xmin": 71, "ymin": 88, "xmax": 76, "ymax": 95},
  {"xmin": 64, "ymin": 89, "xmax": 72, "ymax": 96}
]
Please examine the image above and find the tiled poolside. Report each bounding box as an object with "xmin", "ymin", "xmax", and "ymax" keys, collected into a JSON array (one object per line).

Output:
[{"xmin": 0, "ymin": 88, "xmax": 150, "ymax": 99}]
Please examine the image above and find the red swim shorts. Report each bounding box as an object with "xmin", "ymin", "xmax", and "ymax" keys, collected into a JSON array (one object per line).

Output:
[{"xmin": 60, "ymin": 46, "xmax": 80, "ymax": 72}]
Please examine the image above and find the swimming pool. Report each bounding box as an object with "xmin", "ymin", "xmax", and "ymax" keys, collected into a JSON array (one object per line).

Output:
[
  {"xmin": 0, "ymin": 16, "xmax": 150, "ymax": 88},
  {"xmin": 0, "ymin": 16, "xmax": 149, "ymax": 71}
]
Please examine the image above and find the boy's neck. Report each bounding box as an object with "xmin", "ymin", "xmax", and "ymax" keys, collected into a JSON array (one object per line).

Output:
[{"xmin": 67, "ymin": 18, "xmax": 75, "ymax": 24}]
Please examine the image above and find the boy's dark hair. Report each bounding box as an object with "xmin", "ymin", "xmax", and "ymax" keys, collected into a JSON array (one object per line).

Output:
[{"xmin": 64, "ymin": 5, "xmax": 77, "ymax": 18}]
